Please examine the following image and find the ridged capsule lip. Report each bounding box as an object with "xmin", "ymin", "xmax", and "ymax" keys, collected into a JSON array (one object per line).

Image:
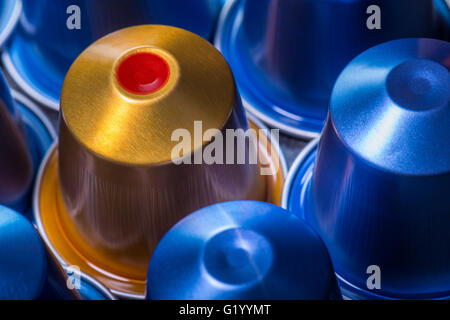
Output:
[{"xmin": 34, "ymin": 117, "xmax": 287, "ymax": 299}]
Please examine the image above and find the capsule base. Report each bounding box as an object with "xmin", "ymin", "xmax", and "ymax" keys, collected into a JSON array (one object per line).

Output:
[{"xmin": 282, "ymin": 139, "xmax": 450, "ymax": 300}]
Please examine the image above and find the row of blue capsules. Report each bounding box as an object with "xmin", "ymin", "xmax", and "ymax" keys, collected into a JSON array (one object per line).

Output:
[
  {"xmin": 0, "ymin": 0, "xmax": 115, "ymax": 300},
  {"xmin": 215, "ymin": 0, "xmax": 450, "ymax": 138},
  {"xmin": 0, "ymin": 0, "xmax": 124, "ymax": 300},
  {"xmin": 214, "ymin": 0, "xmax": 450, "ymax": 299},
  {"xmin": 149, "ymin": 0, "xmax": 448, "ymax": 300},
  {"xmin": 0, "ymin": 0, "xmax": 335, "ymax": 299}
]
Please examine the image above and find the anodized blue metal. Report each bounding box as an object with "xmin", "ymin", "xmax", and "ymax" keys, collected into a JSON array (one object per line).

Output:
[
  {"xmin": 215, "ymin": 0, "xmax": 447, "ymax": 138},
  {"xmin": 147, "ymin": 201, "xmax": 341, "ymax": 300},
  {"xmin": 2, "ymin": 0, "xmax": 222, "ymax": 110},
  {"xmin": 283, "ymin": 38, "xmax": 450, "ymax": 299},
  {"xmin": 0, "ymin": 205, "xmax": 111, "ymax": 300},
  {"xmin": 0, "ymin": 205, "xmax": 47, "ymax": 299},
  {"xmin": 0, "ymin": 0, "xmax": 21, "ymax": 47}
]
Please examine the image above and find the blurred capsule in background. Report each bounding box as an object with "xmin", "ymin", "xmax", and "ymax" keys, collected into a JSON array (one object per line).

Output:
[
  {"xmin": 0, "ymin": 0, "xmax": 21, "ymax": 47},
  {"xmin": 216, "ymin": 0, "xmax": 449, "ymax": 138},
  {"xmin": 147, "ymin": 201, "xmax": 341, "ymax": 300},
  {"xmin": 2, "ymin": 0, "xmax": 223, "ymax": 110},
  {"xmin": 0, "ymin": 69, "xmax": 55, "ymax": 215},
  {"xmin": 34, "ymin": 25, "xmax": 286, "ymax": 299},
  {"xmin": 283, "ymin": 38, "xmax": 450, "ymax": 299},
  {"xmin": 435, "ymin": 0, "xmax": 450, "ymax": 39}
]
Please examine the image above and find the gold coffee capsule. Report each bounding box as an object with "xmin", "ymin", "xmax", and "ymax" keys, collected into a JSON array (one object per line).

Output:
[{"xmin": 35, "ymin": 25, "xmax": 286, "ymax": 298}]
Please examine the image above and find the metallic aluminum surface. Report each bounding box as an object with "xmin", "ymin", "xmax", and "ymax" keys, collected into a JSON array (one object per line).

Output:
[
  {"xmin": 0, "ymin": 70, "xmax": 33, "ymax": 212},
  {"xmin": 215, "ymin": 0, "xmax": 448, "ymax": 138},
  {"xmin": 0, "ymin": 205, "xmax": 81, "ymax": 300},
  {"xmin": 283, "ymin": 38, "xmax": 450, "ymax": 299},
  {"xmin": 0, "ymin": 205, "xmax": 46, "ymax": 299},
  {"xmin": 147, "ymin": 201, "xmax": 341, "ymax": 300},
  {"xmin": 35, "ymin": 25, "xmax": 286, "ymax": 298},
  {"xmin": 2, "ymin": 0, "xmax": 223, "ymax": 110}
]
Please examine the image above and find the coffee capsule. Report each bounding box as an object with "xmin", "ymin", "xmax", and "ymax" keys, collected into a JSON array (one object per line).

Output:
[
  {"xmin": 34, "ymin": 25, "xmax": 286, "ymax": 298},
  {"xmin": 147, "ymin": 201, "xmax": 341, "ymax": 300},
  {"xmin": 215, "ymin": 0, "xmax": 447, "ymax": 138},
  {"xmin": 2, "ymin": 0, "xmax": 223, "ymax": 110},
  {"xmin": 0, "ymin": 205, "xmax": 82, "ymax": 300},
  {"xmin": 282, "ymin": 38, "xmax": 450, "ymax": 299}
]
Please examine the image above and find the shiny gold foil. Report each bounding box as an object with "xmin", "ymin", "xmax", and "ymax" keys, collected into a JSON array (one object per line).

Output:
[{"xmin": 37, "ymin": 25, "xmax": 285, "ymax": 297}]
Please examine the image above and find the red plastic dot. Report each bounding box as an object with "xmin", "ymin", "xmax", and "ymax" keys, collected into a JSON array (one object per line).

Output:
[{"xmin": 116, "ymin": 52, "xmax": 170, "ymax": 95}]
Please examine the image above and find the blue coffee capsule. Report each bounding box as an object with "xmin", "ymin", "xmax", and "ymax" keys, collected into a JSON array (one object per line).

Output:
[
  {"xmin": 0, "ymin": 68, "xmax": 55, "ymax": 214},
  {"xmin": 0, "ymin": 0, "xmax": 21, "ymax": 47},
  {"xmin": 147, "ymin": 201, "xmax": 341, "ymax": 300},
  {"xmin": 0, "ymin": 205, "xmax": 47, "ymax": 299},
  {"xmin": 283, "ymin": 38, "xmax": 450, "ymax": 299},
  {"xmin": 215, "ymin": 0, "xmax": 447, "ymax": 138},
  {"xmin": 2, "ymin": 0, "xmax": 222, "ymax": 110},
  {"xmin": 0, "ymin": 205, "xmax": 115, "ymax": 300},
  {"xmin": 0, "ymin": 205, "xmax": 81, "ymax": 300}
]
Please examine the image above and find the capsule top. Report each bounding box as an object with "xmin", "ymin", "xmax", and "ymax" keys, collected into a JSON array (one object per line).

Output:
[
  {"xmin": 61, "ymin": 25, "xmax": 236, "ymax": 165},
  {"xmin": 0, "ymin": 206, "xmax": 47, "ymax": 299},
  {"xmin": 330, "ymin": 38, "xmax": 450, "ymax": 175},
  {"xmin": 147, "ymin": 201, "xmax": 337, "ymax": 300}
]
